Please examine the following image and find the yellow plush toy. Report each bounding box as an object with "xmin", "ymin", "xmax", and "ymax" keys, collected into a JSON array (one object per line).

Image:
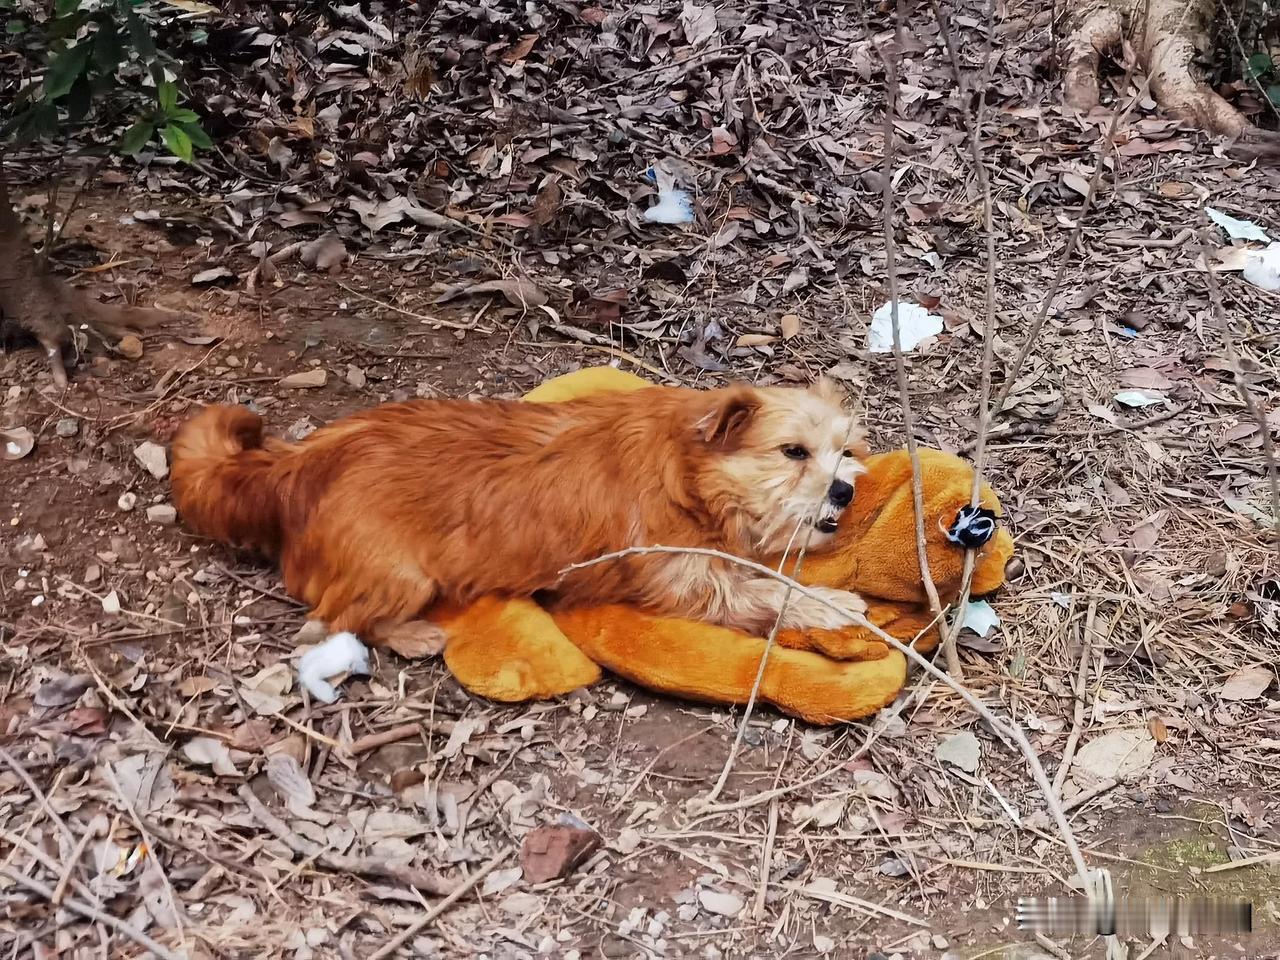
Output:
[{"xmin": 426, "ymin": 368, "xmax": 1013, "ymax": 724}]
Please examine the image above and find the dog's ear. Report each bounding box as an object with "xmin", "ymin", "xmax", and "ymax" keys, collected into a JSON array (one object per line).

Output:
[{"xmin": 701, "ymin": 386, "xmax": 759, "ymax": 447}]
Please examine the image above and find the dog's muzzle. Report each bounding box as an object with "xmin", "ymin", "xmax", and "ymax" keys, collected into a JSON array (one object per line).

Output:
[{"xmin": 814, "ymin": 479, "xmax": 854, "ymax": 533}]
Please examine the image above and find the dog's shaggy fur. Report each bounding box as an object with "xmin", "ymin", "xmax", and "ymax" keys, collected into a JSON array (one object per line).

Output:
[{"xmin": 170, "ymin": 381, "xmax": 869, "ymax": 649}]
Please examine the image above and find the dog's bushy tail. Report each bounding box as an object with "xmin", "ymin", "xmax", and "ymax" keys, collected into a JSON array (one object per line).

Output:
[{"xmin": 171, "ymin": 405, "xmax": 286, "ymax": 557}]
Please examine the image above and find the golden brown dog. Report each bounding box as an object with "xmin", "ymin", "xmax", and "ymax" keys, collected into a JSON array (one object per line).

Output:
[{"xmin": 170, "ymin": 380, "xmax": 869, "ymax": 662}]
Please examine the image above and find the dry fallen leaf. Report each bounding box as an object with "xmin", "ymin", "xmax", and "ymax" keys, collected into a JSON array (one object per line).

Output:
[
  {"xmin": 501, "ymin": 33, "xmax": 539, "ymax": 64},
  {"xmin": 182, "ymin": 736, "xmax": 240, "ymax": 777},
  {"xmin": 436, "ymin": 278, "xmax": 548, "ymax": 308},
  {"xmin": 1219, "ymin": 665, "xmax": 1273, "ymax": 701},
  {"xmin": 780, "ymin": 313, "xmax": 802, "ymax": 340},
  {"xmin": 680, "ymin": 1, "xmax": 718, "ymax": 46}
]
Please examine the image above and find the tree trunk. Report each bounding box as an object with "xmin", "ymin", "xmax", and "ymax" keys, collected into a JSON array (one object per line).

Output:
[
  {"xmin": 0, "ymin": 173, "xmax": 166, "ymax": 387},
  {"xmin": 1063, "ymin": 0, "xmax": 1251, "ymax": 137}
]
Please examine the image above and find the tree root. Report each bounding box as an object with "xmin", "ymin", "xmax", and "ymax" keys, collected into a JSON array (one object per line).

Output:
[
  {"xmin": 0, "ymin": 174, "xmax": 167, "ymax": 388},
  {"xmin": 1063, "ymin": 0, "xmax": 1261, "ymax": 140}
]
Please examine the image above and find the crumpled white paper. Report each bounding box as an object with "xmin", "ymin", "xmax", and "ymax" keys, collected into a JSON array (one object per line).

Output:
[{"xmin": 866, "ymin": 301, "xmax": 943, "ymax": 354}]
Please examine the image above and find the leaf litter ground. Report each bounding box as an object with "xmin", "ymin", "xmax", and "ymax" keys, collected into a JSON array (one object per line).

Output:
[{"xmin": 4, "ymin": 1, "xmax": 1280, "ymax": 957}]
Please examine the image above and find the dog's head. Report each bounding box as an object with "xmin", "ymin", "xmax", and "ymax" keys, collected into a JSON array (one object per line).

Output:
[{"xmin": 692, "ymin": 378, "xmax": 868, "ymax": 554}]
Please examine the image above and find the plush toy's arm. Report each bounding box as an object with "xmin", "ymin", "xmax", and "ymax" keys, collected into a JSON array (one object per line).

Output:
[{"xmin": 551, "ymin": 605, "xmax": 905, "ymax": 724}]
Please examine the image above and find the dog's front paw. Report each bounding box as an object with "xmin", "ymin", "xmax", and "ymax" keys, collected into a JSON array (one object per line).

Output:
[
  {"xmin": 792, "ymin": 628, "xmax": 890, "ymax": 662},
  {"xmin": 378, "ymin": 620, "xmax": 448, "ymax": 659},
  {"xmin": 783, "ymin": 587, "xmax": 868, "ymax": 631}
]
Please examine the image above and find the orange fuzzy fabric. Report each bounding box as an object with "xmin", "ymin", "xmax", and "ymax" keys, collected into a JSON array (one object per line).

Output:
[{"xmin": 433, "ymin": 367, "xmax": 1013, "ymax": 724}]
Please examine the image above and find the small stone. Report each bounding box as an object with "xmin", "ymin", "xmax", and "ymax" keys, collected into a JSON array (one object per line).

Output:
[
  {"xmin": 285, "ymin": 418, "xmax": 316, "ymax": 441},
  {"xmin": 278, "ymin": 368, "xmax": 328, "ymax": 389},
  {"xmin": 84, "ymin": 563, "xmax": 101, "ymax": 584},
  {"xmin": 55, "ymin": 418, "xmax": 80, "ymax": 438},
  {"xmin": 225, "ymin": 355, "xmax": 241, "ymax": 368},
  {"xmin": 117, "ymin": 335, "xmax": 144, "ymax": 360},
  {"xmin": 110, "ymin": 536, "xmax": 139, "ymax": 564},
  {"xmin": 697, "ymin": 889, "xmax": 744, "ymax": 918},
  {"xmin": 146, "ymin": 504, "xmax": 177, "ymax": 525},
  {"xmin": 14, "ymin": 534, "xmax": 46, "ymax": 562},
  {"xmin": 935, "ymin": 731, "xmax": 981, "ymax": 773},
  {"xmin": 520, "ymin": 821, "xmax": 601, "ymax": 884},
  {"xmin": 345, "ymin": 365, "xmax": 367, "ymax": 389},
  {"xmin": 133, "ymin": 441, "xmax": 169, "ymax": 479},
  {"xmin": 102, "ymin": 590, "xmax": 122, "ymax": 615},
  {"xmin": 117, "ymin": 492, "xmax": 138, "ymax": 512}
]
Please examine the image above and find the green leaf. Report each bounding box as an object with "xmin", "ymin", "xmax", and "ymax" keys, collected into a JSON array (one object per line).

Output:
[
  {"xmin": 93, "ymin": 19, "xmax": 123, "ymax": 73},
  {"xmin": 54, "ymin": 0, "xmax": 81, "ymax": 15},
  {"xmin": 118, "ymin": 120, "xmax": 154, "ymax": 154},
  {"xmin": 43, "ymin": 42, "xmax": 92, "ymax": 100},
  {"xmin": 157, "ymin": 80, "xmax": 178, "ymax": 113},
  {"xmin": 179, "ymin": 120, "xmax": 212, "ymax": 149},
  {"xmin": 168, "ymin": 107, "xmax": 198, "ymax": 122},
  {"xmin": 119, "ymin": 0, "xmax": 157, "ymax": 61},
  {"xmin": 1268, "ymin": 84, "xmax": 1280, "ymax": 106},
  {"xmin": 6, "ymin": 18, "xmax": 27, "ymax": 34},
  {"xmin": 1246, "ymin": 52, "xmax": 1274, "ymax": 80},
  {"xmin": 162, "ymin": 122, "xmax": 193, "ymax": 163},
  {"xmin": 46, "ymin": 8, "xmax": 89, "ymax": 38},
  {"xmin": 65, "ymin": 74, "xmax": 92, "ymax": 122},
  {"xmin": 13, "ymin": 101, "xmax": 61, "ymax": 145}
]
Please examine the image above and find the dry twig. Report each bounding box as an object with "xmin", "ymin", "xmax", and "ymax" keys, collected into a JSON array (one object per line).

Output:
[
  {"xmin": 237, "ymin": 784, "xmax": 455, "ymax": 895},
  {"xmin": 369, "ymin": 845, "xmax": 514, "ymax": 960},
  {"xmin": 876, "ymin": 25, "xmax": 947, "ymax": 665},
  {"xmin": 0, "ymin": 865, "xmax": 183, "ymax": 960},
  {"xmin": 563, "ymin": 544, "xmax": 1092, "ymax": 888}
]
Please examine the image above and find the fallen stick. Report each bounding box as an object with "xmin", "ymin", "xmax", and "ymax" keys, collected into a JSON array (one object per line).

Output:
[
  {"xmin": 369, "ymin": 845, "xmax": 514, "ymax": 960},
  {"xmin": 347, "ymin": 720, "xmax": 456, "ymax": 757},
  {"xmin": 1062, "ymin": 777, "xmax": 1118, "ymax": 813},
  {"xmin": 237, "ymin": 785, "xmax": 454, "ymax": 895},
  {"xmin": 0, "ymin": 865, "xmax": 183, "ymax": 960}
]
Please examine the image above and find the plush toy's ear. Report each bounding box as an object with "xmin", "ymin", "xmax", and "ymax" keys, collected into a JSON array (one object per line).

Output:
[{"xmin": 700, "ymin": 386, "xmax": 759, "ymax": 447}]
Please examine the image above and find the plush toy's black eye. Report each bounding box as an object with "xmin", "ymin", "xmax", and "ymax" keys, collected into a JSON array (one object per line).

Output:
[
  {"xmin": 783, "ymin": 445, "xmax": 810, "ymax": 460},
  {"xmin": 842, "ymin": 449, "xmax": 855, "ymax": 458}
]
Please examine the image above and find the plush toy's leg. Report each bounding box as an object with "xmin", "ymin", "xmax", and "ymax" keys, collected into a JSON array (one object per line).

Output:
[
  {"xmin": 434, "ymin": 597, "xmax": 602, "ymax": 702},
  {"xmin": 553, "ymin": 606, "xmax": 907, "ymax": 724}
]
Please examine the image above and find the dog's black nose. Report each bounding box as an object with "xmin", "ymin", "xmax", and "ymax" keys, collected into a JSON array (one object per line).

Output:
[{"xmin": 828, "ymin": 479, "xmax": 854, "ymax": 508}]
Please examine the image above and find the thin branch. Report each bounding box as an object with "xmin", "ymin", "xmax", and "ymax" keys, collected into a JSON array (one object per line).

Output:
[
  {"xmin": 928, "ymin": 0, "xmax": 1001, "ymax": 668},
  {"xmin": 562, "ymin": 544, "xmax": 1091, "ymax": 890},
  {"xmin": 989, "ymin": 0, "xmax": 1156, "ymax": 420},
  {"xmin": 1052, "ymin": 599, "xmax": 1098, "ymax": 798},
  {"xmin": 237, "ymin": 785, "xmax": 455, "ymax": 896},
  {"xmin": 0, "ymin": 744, "xmax": 77, "ymax": 848},
  {"xmin": 877, "ymin": 18, "xmax": 948, "ymax": 667},
  {"xmin": 1198, "ymin": 224, "xmax": 1280, "ymax": 552},
  {"xmin": 0, "ymin": 865, "xmax": 183, "ymax": 960},
  {"xmin": 369, "ymin": 845, "xmax": 514, "ymax": 960}
]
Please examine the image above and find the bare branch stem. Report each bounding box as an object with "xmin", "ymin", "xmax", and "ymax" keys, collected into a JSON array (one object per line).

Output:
[{"xmin": 563, "ymin": 544, "xmax": 1092, "ymax": 889}]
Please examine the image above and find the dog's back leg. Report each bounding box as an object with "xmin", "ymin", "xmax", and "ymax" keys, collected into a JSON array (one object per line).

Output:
[{"xmin": 367, "ymin": 620, "xmax": 449, "ymax": 659}]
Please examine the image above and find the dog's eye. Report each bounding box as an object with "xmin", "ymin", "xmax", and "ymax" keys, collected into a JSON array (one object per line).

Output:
[{"xmin": 782, "ymin": 445, "xmax": 809, "ymax": 460}]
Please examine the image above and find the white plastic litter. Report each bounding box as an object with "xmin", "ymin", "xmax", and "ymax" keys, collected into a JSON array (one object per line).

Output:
[
  {"xmin": 642, "ymin": 165, "xmax": 695, "ymax": 225},
  {"xmin": 867, "ymin": 301, "xmax": 943, "ymax": 354},
  {"xmin": 1243, "ymin": 241, "xmax": 1280, "ymax": 292},
  {"xmin": 1113, "ymin": 389, "xmax": 1165, "ymax": 408},
  {"xmin": 959, "ymin": 599, "xmax": 1000, "ymax": 638},
  {"xmin": 297, "ymin": 631, "xmax": 370, "ymax": 703},
  {"xmin": 1206, "ymin": 206, "xmax": 1272, "ymax": 243}
]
